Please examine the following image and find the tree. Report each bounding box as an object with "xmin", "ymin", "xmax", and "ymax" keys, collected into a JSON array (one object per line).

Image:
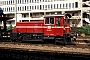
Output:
[
  {"xmin": 7, "ymin": 25, "xmax": 12, "ymax": 31},
  {"xmin": 76, "ymin": 25, "xmax": 90, "ymax": 35}
]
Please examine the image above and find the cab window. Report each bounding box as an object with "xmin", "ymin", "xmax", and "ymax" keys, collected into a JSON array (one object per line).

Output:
[
  {"xmin": 45, "ymin": 17, "xmax": 54, "ymax": 24},
  {"xmin": 56, "ymin": 18, "xmax": 60, "ymax": 26}
]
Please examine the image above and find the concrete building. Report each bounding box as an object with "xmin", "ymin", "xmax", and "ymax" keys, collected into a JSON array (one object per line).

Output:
[{"xmin": 0, "ymin": 0, "xmax": 90, "ymax": 27}]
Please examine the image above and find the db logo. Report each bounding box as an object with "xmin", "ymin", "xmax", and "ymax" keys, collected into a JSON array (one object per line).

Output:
[{"xmin": 47, "ymin": 26, "xmax": 51, "ymax": 29}]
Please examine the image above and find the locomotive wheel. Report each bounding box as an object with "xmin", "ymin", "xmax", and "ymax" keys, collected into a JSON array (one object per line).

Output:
[
  {"xmin": 64, "ymin": 35, "xmax": 67, "ymax": 45},
  {"xmin": 41, "ymin": 39, "xmax": 44, "ymax": 44}
]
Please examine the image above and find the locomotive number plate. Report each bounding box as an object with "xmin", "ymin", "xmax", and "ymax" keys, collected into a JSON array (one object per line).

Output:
[{"xmin": 47, "ymin": 26, "xmax": 51, "ymax": 29}]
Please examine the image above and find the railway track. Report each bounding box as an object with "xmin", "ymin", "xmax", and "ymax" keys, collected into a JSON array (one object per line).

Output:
[
  {"xmin": 0, "ymin": 41, "xmax": 90, "ymax": 49},
  {"xmin": 0, "ymin": 42, "xmax": 90, "ymax": 56},
  {"xmin": 0, "ymin": 36, "xmax": 90, "ymax": 51},
  {"xmin": 0, "ymin": 37, "xmax": 90, "ymax": 47}
]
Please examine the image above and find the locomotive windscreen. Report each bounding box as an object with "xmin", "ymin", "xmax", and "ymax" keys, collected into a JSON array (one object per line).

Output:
[
  {"xmin": 56, "ymin": 18, "xmax": 60, "ymax": 26},
  {"xmin": 45, "ymin": 17, "xmax": 54, "ymax": 24}
]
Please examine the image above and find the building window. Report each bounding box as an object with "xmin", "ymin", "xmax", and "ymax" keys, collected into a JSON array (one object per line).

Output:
[
  {"xmin": 57, "ymin": 4, "xmax": 58, "ymax": 9},
  {"xmin": 13, "ymin": 0, "xmax": 14, "ymax": 4},
  {"xmin": 5, "ymin": 8, "xmax": 6, "ymax": 12},
  {"xmin": 35, "ymin": 0, "xmax": 36, "ymax": 3},
  {"xmin": 75, "ymin": 2, "xmax": 78, "ymax": 8},
  {"xmin": 69, "ymin": 3, "xmax": 71, "ymax": 8},
  {"xmin": 66, "ymin": 3, "xmax": 68, "ymax": 8},
  {"xmin": 37, "ymin": 5, "xmax": 39, "ymax": 9},
  {"xmin": 54, "ymin": 4, "xmax": 55, "ymax": 9},
  {"xmin": 22, "ymin": 0, "xmax": 24, "ymax": 3},
  {"xmin": 63, "ymin": 4, "xmax": 64, "ymax": 8},
  {"xmin": 18, "ymin": 7, "xmax": 19, "ymax": 11},
  {"xmin": 43, "ymin": 0, "xmax": 45, "ymax": 2},
  {"xmin": 37, "ymin": 0, "xmax": 39, "ymax": 3},
  {"xmin": 48, "ymin": 5, "xmax": 50, "ymax": 9},
  {"xmin": 30, "ymin": 0, "xmax": 31, "ymax": 3},
  {"xmin": 30, "ymin": 6, "xmax": 31, "ymax": 10},
  {"xmin": 23, "ymin": 14, "xmax": 26, "ymax": 17},
  {"xmin": 25, "ymin": 0, "xmax": 26, "ymax": 3},
  {"xmin": 26, "ymin": 0, "xmax": 28, "ymax": 3},
  {"xmin": 35, "ymin": 6, "xmax": 36, "ymax": 10},
  {"xmin": 22, "ymin": 6, "xmax": 24, "ymax": 11},
  {"xmin": 9, "ymin": 7, "xmax": 10, "ymax": 11},
  {"xmin": 5, "ymin": 1, "xmax": 6, "ymax": 5},
  {"xmin": 20, "ymin": 7, "xmax": 21, "ymax": 11},
  {"xmin": 9, "ymin": 1, "xmax": 10, "ymax": 4},
  {"xmin": 40, "ymin": 0, "xmax": 41, "ymax": 2},
  {"xmin": 45, "ymin": 5, "xmax": 47, "ymax": 9},
  {"xmin": 45, "ymin": 0, "xmax": 47, "ymax": 2},
  {"xmin": 7, "ymin": 1, "xmax": 8, "ymax": 5},
  {"xmin": 32, "ymin": 6, "xmax": 34, "ymax": 10},
  {"xmin": 18, "ymin": 0, "xmax": 19, "ymax": 4},
  {"xmin": 7, "ymin": 7, "xmax": 8, "ymax": 12},
  {"xmin": 72, "ymin": 3, "xmax": 74, "ymax": 8},
  {"xmin": 11, "ymin": 0, "xmax": 12, "ymax": 4},
  {"xmin": 33, "ymin": 0, "xmax": 34, "ymax": 3},
  {"xmin": 25, "ymin": 6, "xmax": 26, "ymax": 11},
  {"xmin": 40, "ymin": 5, "xmax": 42, "ymax": 10},
  {"xmin": 19, "ymin": 0, "xmax": 21, "ymax": 3},
  {"xmin": 32, "ymin": 0, "xmax": 33, "ymax": 3},
  {"xmin": 5, "ymin": 8, "xmax": 7, "ymax": 12},
  {"xmin": 13, "ymin": 7, "xmax": 14, "ymax": 11},
  {"xmin": 60, "ymin": 4, "xmax": 61, "ymax": 8},
  {"xmin": 51, "ymin": 4, "xmax": 52, "ymax": 9}
]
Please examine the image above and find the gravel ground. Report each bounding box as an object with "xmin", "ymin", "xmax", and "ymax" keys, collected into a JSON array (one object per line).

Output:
[{"xmin": 0, "ymin": 42, "xmax": 89, "ymax": 55}]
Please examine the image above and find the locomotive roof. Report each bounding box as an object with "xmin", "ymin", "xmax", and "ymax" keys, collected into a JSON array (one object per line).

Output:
[
  {"xmin": 30, "ymin": 17, "xmax": 44, "ymax": 20},
  {"xmin": 43, "ymin": 14, "xmax": 64, "ymax": 17}
]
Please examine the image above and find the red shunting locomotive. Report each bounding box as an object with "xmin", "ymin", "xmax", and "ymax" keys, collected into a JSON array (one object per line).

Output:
[{"xmin": 11, "ymin": 14, "xmax": 76, "ymax": 44}]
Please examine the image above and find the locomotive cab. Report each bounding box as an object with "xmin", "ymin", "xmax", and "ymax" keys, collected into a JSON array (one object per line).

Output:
[
  {"xmin": 43, "ymin": 14, "xmax": 75, "ymax": 44},
  {"xmin": 43, "ymin": 15, "xmax": 65, "ymax": 37}
]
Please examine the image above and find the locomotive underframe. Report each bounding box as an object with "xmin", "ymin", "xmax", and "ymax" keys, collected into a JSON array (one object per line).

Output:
[{"xmin": 10, "ymin": 32, "xmax": 75, "ymax": 44}]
